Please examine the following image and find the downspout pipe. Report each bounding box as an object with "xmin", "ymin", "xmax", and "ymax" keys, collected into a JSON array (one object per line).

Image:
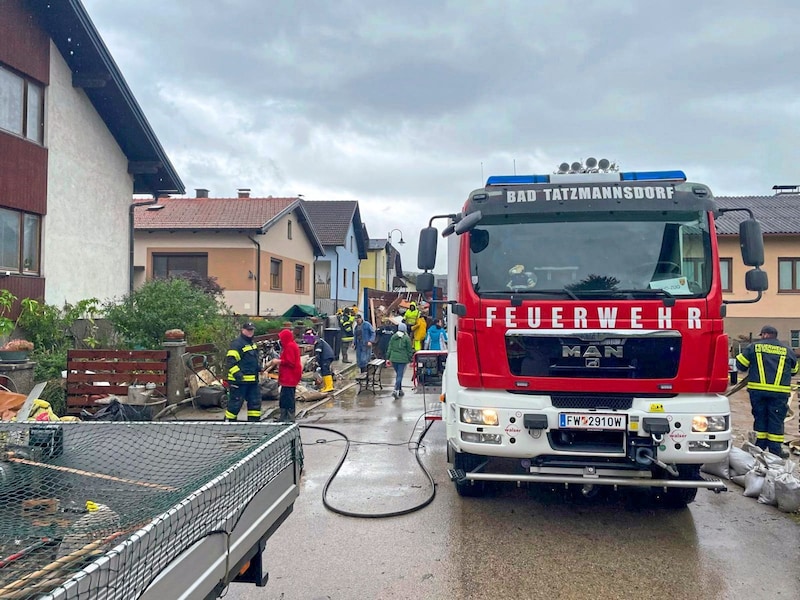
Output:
[
  {"xmin": 334, "ymin": 247, "xmax": 341, "ymax": 311},
  {"xmin": 129, "ymin": 196, "xmax": 159, "ymax": 295},
  {"xmin": 248, "ymin": 235, "xmax": 261, "ymax": 316}
]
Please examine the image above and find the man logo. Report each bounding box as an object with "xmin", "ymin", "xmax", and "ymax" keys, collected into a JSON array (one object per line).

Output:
[{"xmin": 585, "ymin": 358, "xmax": 600, "ymax": 368}]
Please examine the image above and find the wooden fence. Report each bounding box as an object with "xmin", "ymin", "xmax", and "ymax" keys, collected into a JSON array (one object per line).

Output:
[
  {"xmin": 65, "ymin": 349, "xmax": 167, "ymax": 415},
  {"xmin": 66, "ymin": 333, "xmax": 284, "ymax": 415}
]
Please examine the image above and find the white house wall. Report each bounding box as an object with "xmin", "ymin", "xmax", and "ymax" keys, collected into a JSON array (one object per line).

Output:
[{"xmin": 44, "ymin": 42, "xmax": 134, "ymax": 306}]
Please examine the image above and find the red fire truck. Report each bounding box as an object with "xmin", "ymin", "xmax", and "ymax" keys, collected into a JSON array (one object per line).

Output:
[{"xmin": 416, "ymin": 160, "xmax": 767, "ymax": 506}]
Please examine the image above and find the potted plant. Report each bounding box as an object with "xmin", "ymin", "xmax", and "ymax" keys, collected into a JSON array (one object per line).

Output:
[{"xmin": 0, "ymin": 338, "xmax": 33, "ymax": 362}]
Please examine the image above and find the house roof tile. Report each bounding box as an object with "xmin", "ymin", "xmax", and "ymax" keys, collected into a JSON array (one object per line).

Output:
[
  {"xmin": 301, "ymin": 200, "xmax": 368, "ymax": 258},
  {"xmin": 133, "ymin": 196, "xmax": 325, "ymax": 255},
  {"xmin": 715, "ymin": 194, "xmax": 800, "ymax": 235}
]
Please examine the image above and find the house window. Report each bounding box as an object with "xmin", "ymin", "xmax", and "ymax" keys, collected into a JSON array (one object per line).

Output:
[
  {"xmin": 152, "ymin": 253, "xmax": 208, "ymax": 279},
  {"xmin": 270, "ymin": 258, "xmax": 282, "ymax": 290},
  {"xmin": 778, "ymin": 258, "xmax": 800, "ymax": 292},
  {"xmin": 791, "ymin": 330, "xmax": 800, "ymax": 348},
  {"xmin": 343, "ymin": 268, "xmax": 347, "ymax": 288},
  {"xmin": 350, "ymin": 236, "xmax": 353, "ymax": 252},
  {"xmin": 351, "ymin": 271, "xmax": 355, "ymax": 288},
  {"xmin": 719, "ymin": 258, "xmax": 732, "ymax": 292},
  {"xmin": 295, "ymin": 264, "xmax": 304, "ymax": 292},
  {"xmin": 287, "ymin": 219, "xmax": 292, "ymax": 240},
  {"xmin": 0, "ymin": 208, "xmax": 40, "ymax": 274},
  {"xmin": 0, "ymin": 64, "xmax": 44, "ymax": 143},
  {"xmin": 682, "ymin": 257, "xmax": 706, "ymax": 289}
]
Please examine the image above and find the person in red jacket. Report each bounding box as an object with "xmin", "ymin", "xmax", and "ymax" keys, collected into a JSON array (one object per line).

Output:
[{"xmin": 273, "ymin": 328, "xmax": 302, "ymax": 422}]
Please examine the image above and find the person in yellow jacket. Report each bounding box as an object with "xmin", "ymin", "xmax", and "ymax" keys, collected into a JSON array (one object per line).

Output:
[
  {"xmin": 412, "ymin": 315, "xmax": 427, "ymax": 352},
  {"xmin": 735, "ymin": 324, "xmax": 798, "ymax": 458},
  {"xmin": 404, "ymin": 302, "xmax": 420, "ymax": 331}
]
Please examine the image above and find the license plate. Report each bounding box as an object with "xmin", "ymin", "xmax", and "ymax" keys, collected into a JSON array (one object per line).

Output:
[{"xmin": 558, "ymin": 413, "xmax": 627, "ymax": 430}]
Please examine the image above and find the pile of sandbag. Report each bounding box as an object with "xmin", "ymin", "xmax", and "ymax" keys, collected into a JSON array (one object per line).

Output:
[{"xmin": 702, "ymin": 442, "xmax": 800, "ymax": 513}]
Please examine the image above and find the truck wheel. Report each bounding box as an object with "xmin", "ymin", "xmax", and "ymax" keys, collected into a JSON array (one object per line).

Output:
[
  {"xmin": 658, "ymin": 465, "xmax": 700, "ymax": 508},
  {"xmin": 453, "ymin": 451, "xmax": 487, "ymax": 497}
]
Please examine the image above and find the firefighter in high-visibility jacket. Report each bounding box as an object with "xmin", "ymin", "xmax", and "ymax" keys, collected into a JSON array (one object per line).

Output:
[
  {"xmin": 225, "ymin": 322, "xmax": 262, "ymax": 422},
  {"xmin": 338, "ymin": 308, "xmax": 355, "ymax": 363},
  {"xmin": 736, "ymin": 325, "xmax": 798, "ymax": 457}
]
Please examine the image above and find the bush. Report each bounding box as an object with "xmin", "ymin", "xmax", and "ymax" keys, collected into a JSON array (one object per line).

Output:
[
  {"xmin": 32, "ymin": 348, "xmax": 69, "ymax": 416},
  {"xmin": 104, "ymin": 278, "xmax": 233, "ymax": 350},
  {"xmin": 17, "ymin": 298, "xmax": 101, "ymax": 352}
]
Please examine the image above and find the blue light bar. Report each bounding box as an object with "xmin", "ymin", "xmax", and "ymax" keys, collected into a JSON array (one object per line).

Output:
[
  {"xmin": 620, "ymin": 170, "xmax": 686, "ymax": 181},
  {"xmin": 485, "ymin": 174, "xmax": 550, "ymax": 185},
  {"xmin": 486, "ymin": 170, "xmax": 687, "ymax": 186}
]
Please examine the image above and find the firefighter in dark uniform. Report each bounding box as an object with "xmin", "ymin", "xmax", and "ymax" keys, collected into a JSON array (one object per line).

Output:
[
  {"xmin": 225, "ymin": 321, "xmax": 262, "ymax": 421},
  {"xmin": 736, "ymin": 325, "xmax": 798, "ymax": 457}
]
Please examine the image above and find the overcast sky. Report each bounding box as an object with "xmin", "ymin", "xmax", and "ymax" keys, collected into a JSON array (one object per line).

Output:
[{"xmin": 82, "ymin": 0, "xmax": 800, "ymax": 271}]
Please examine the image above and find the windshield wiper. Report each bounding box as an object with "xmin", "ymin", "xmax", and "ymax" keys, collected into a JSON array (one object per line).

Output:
[
  {"xmin": 565, "ymin": 288, "xmax": 677, "ymax": 306},
  {"xmin": 502, "ymin": 289, "xmax": 580, "ymax": 304},
  {"xmin": 612, "ymin": 288, "xmax": 677, "ymax": 306}
]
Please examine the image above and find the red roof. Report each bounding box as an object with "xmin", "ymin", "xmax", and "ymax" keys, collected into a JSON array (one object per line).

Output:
[{"xmin": 133, "ymin": 197, "xmax": 298, "ymax": 230}]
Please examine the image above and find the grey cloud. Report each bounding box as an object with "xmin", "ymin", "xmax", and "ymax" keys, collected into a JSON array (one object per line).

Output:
[{"xmin": 82, "ymin": 0, "xmax": 800, "ymax": 225}]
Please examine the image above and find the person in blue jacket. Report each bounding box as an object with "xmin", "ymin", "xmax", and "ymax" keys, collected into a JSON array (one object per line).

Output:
[
  {"xmin": 425, "ymin": 318, "xmax": 448, "ymax": 351},
  {"xmin": 353, "ymin": 313, "xmax": 376, "ymax": 373}
]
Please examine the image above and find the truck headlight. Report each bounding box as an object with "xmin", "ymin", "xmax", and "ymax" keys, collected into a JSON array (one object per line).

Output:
[
  {"xmin": 692, "ymin": 415, "xmax": 729, "ymax": 433},
  {"xmin": 460, "ymin": 408, "xmax": 499, "ymax": 426}
]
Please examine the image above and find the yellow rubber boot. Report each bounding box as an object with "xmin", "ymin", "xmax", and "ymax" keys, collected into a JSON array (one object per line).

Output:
[{"xmin": 321, "ymin": 374, "xmax": 334, "ymax": 393}]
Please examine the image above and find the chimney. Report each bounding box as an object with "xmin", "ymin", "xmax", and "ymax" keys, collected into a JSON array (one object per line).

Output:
[
  {"xmin": 773, "ymin": 185, "xmax": 800, "ymax": 195},
  {"xmin": 238, "ymin": 188, "xmax": 251, "ymax": 198},
  {"xmin": 195, "ymin": 188, "xmax": 209, "ymax": 198}
]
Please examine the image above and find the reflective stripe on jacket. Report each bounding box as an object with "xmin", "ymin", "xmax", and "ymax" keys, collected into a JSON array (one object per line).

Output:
[
  {"xmin": 736, "ymin": 338, "xmax": 799, "ymax": 393},
  {"xmin": 340, "ymin": 315, "xmax": 355, "ymax": 340},
  {"xmin": 227, "ymin": 334, "xmax": 260, "ymax": 382}
]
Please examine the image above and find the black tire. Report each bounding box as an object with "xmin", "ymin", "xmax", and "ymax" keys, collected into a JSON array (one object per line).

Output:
[
  {"xmin": 453, "ymin": 451, "xmax": 487, "ymax": 497},
  {"xmin": 657, "ymin": 464, "xmax": 700, "ymax": 508}
]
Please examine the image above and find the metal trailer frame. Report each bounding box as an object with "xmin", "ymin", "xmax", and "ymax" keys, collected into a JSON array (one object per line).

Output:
[{"xmin": 0, "ymin": 422, "xmax": 302, "ymax": 600}]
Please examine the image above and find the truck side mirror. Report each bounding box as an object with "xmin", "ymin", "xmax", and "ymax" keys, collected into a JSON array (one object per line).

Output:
[
  {"xmin": 745, "ymin": 268, "xmax": 768, "ymax": 292},
  {"xmin": 418, "ymin": 227, "xmax": 438, "ymax": 271},
  {"xmin": 417, "ymin": 272, "xmax": 435, "ymax": 293},
  {"xmin": 739, "ymin": 219, "xmax": 764, "ymax": 267}
]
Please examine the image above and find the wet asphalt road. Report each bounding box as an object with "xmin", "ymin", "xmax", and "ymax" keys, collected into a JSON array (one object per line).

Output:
[{"xmin": 226, "ymin": 371, "xmax": 800, "ymax": 600}]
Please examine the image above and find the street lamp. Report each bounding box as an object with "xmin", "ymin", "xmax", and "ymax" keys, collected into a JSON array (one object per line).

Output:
[
  {"xmin": 388, "ymin": 229, "xmax": 405, "ymax": 245},
  {"xmin": 386, "ymin": 229, "xmax": 405, "ymax": 291}
]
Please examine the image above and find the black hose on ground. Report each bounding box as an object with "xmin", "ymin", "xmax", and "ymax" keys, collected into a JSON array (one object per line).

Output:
[{"xmin": 299, "ymin": 415, "xmax": 438, "ymax": 518}]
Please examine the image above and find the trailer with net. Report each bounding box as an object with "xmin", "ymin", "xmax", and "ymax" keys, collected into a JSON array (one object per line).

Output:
[{"xmin": 0, "ymin": 421, "xmax": 302, "ymax": 599}]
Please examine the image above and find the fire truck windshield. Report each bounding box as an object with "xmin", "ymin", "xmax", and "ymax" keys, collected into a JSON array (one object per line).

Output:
[{"xmin": 469, "ymin": 210, "xmax": 712, "ymax": 297}]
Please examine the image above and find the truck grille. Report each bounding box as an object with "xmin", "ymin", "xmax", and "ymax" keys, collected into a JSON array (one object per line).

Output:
[
  {"xmin": 550, "ymin": 394, "xmax": 633, "ymax": 410},
  {"xmin": 506, "ymin": 332, "xmax": 681, "ymax": 379}
]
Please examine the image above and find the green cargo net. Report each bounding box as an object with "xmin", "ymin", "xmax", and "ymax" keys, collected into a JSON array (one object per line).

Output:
[{"xmin": 0, "ymin": 422, "xmax": 301, "ymax": 599}]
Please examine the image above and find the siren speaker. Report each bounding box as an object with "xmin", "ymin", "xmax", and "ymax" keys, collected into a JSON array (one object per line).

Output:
[
  {"xmin": 570, "ymin": 161, "xmax": 582, "ymax": 172},
  {"xmin": 558, "ymin": 162, "xmax": 570, "ymax": 173},
  {"xmin": 585, "ymin": 157, "xmax": 598, "ymax": 168},
  {"xmin": 598, "ymin": 158, "xmax": 610, "ymax": 170}
]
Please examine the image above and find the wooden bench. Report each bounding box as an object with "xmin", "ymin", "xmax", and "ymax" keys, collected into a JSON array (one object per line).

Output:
[{"xmin": 355, "ymin": 358, "xmax": 385, "ymax": 393}]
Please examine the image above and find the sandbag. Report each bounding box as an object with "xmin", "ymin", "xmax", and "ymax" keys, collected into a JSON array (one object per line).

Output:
[
  {"xmin": 743, "ymin": 469, "xmax": 765, "ymax": 498},
  {"xmin": 729, "ymin": 447, "xmax": 757, "ymax": 477},
  {"xmin": 775, "ymin": 472, "xmax": 800, "ymax": 513},
  {"xmin": 701, "ymin": 460, "xmax": 730, "ymax": 480},
  {"xmin": 730, "ymin": 474, "xmax": 747, "ymax": 487},
  {"xmin": 757, "ymin": 470, "xmax": 778, "ymax": 506},
  {"xmin": 295, "ymin": 383, "xmax": 327, "ymax": 402},
  {"xmin": 260, "ymin": 378, "xmax": 279, "ymax": 400}
]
